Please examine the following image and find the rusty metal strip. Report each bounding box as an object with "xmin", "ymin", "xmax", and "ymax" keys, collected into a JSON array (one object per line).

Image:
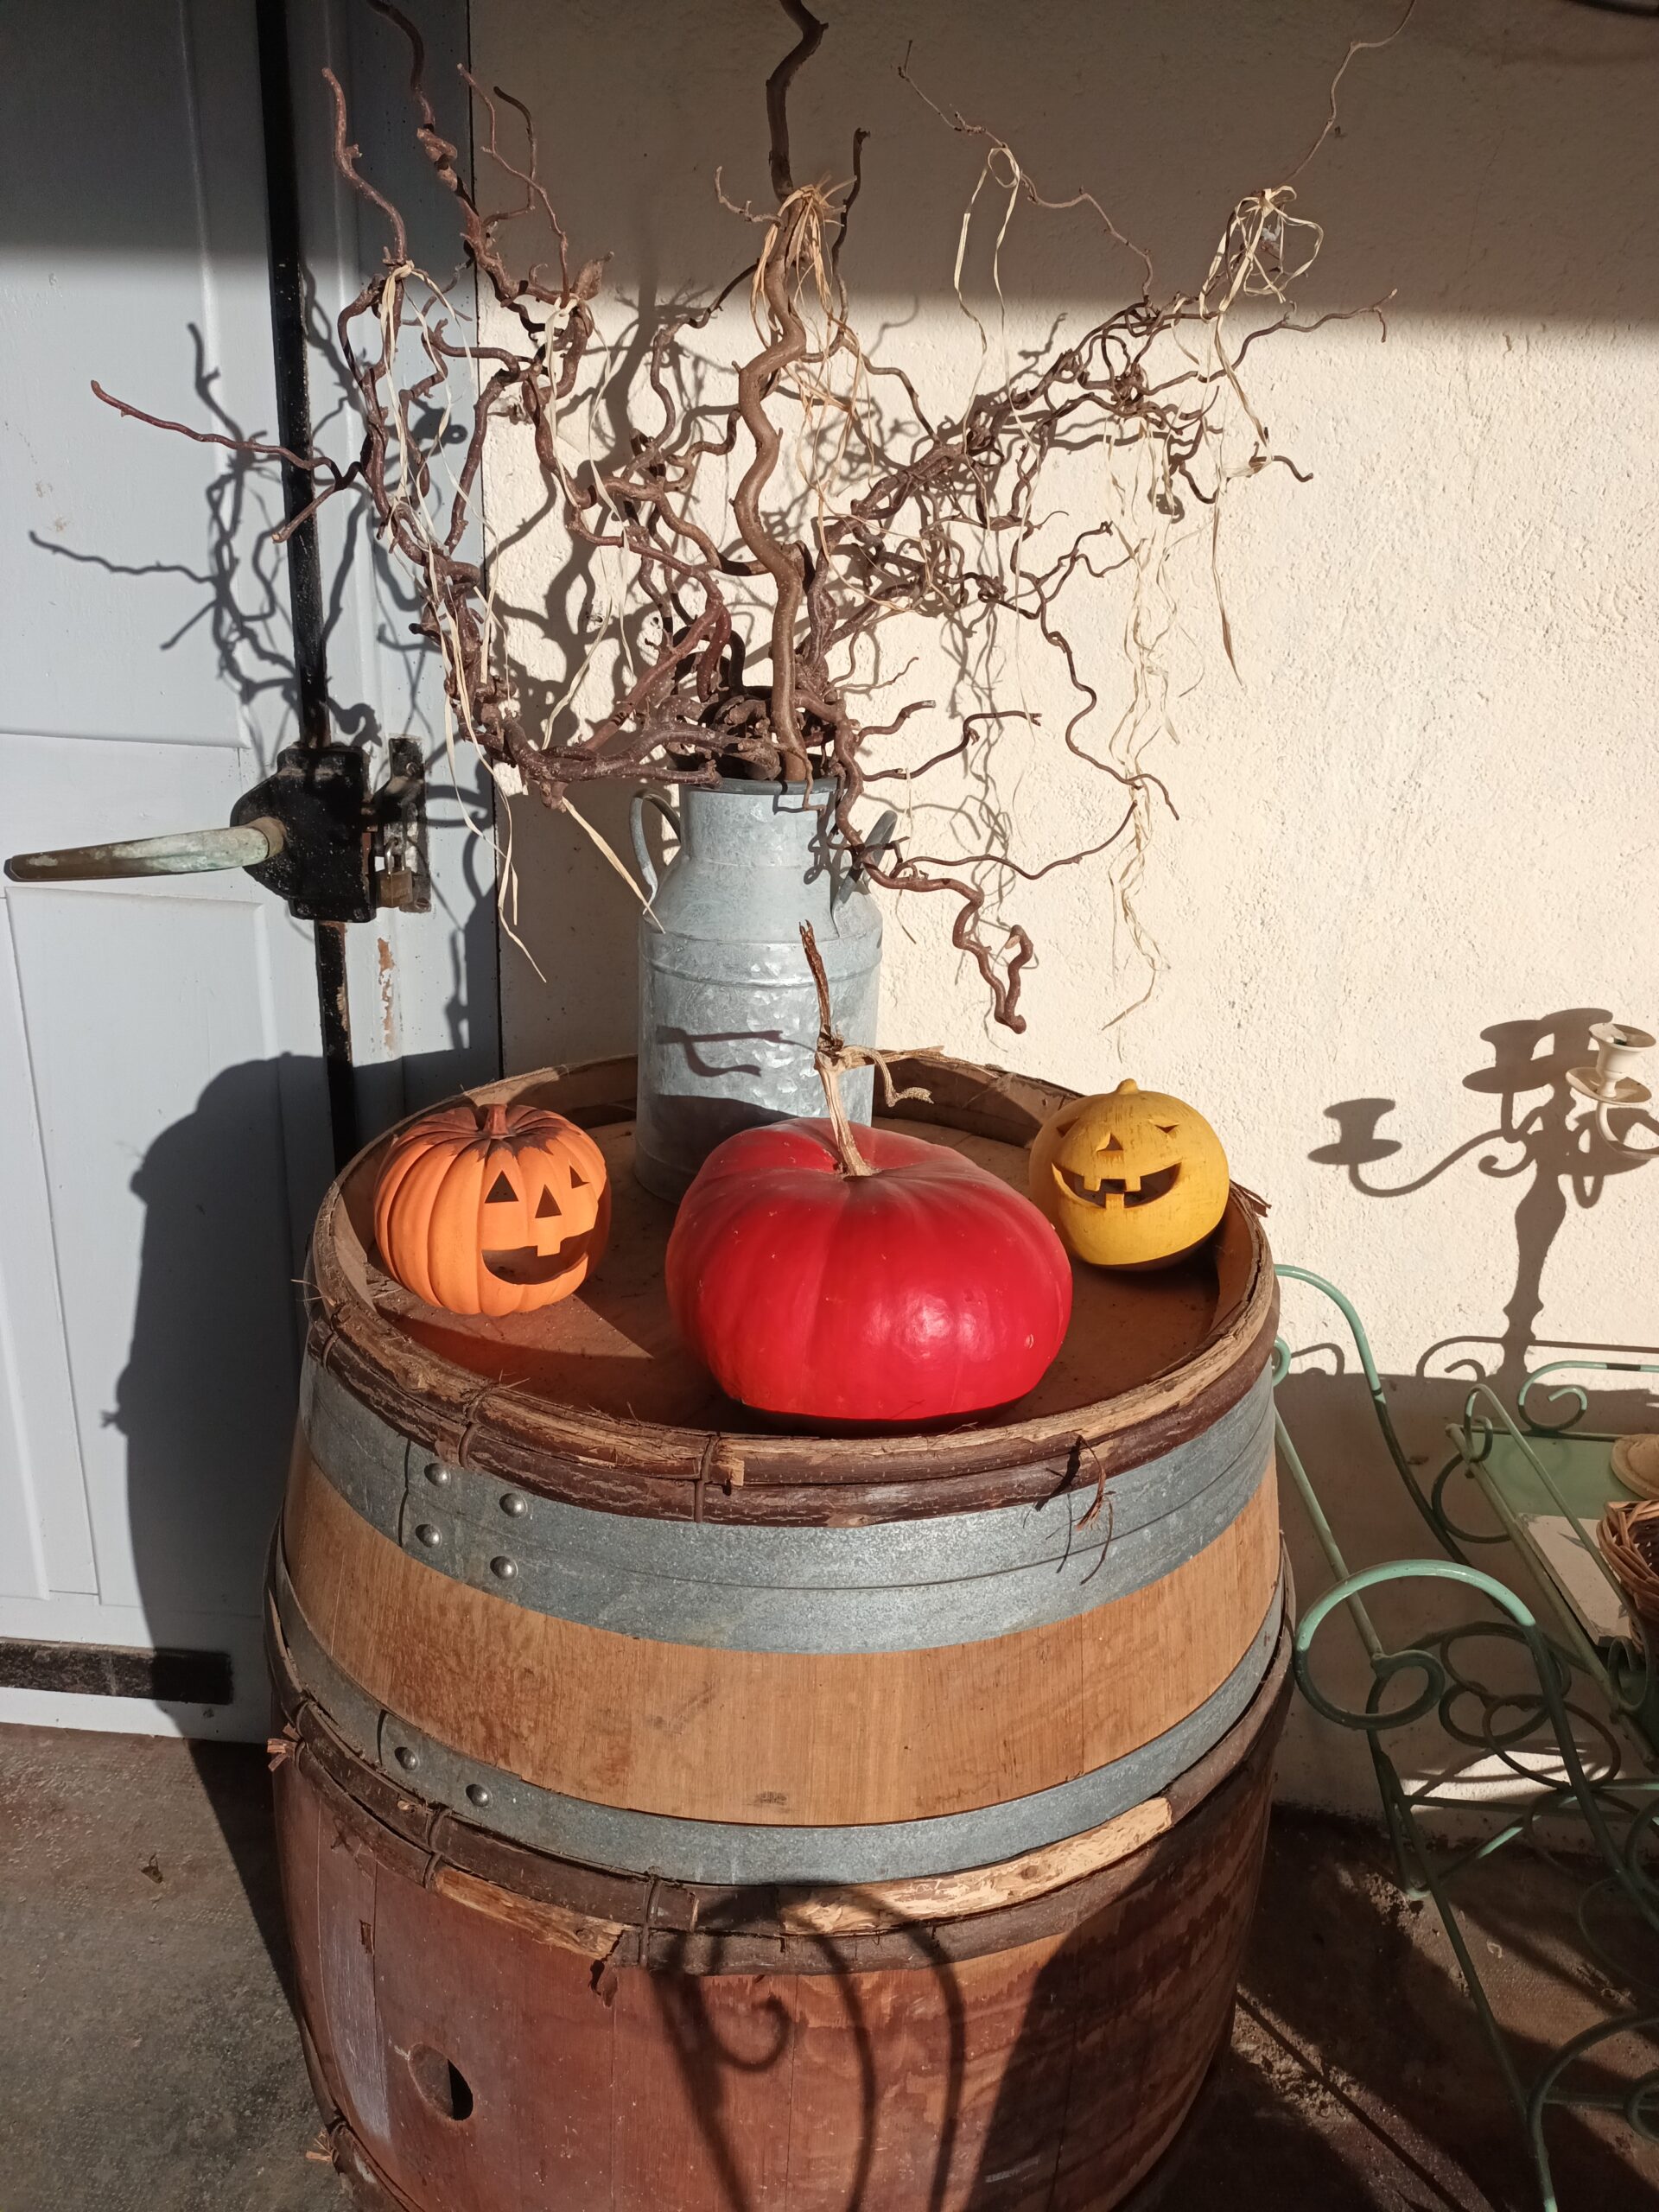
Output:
[
  {"xmin": 302, "ymin": 1357, "xmax": 1273, "ymax": 1653},
  {"xmin": 271, "ymin": 1537, "xmax": 1284, "ymax": 1886}
]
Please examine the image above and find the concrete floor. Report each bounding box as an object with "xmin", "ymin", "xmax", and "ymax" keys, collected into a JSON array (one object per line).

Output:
[{"xmin": 2, "ymin": 1724, "xmax": 1656, "ymax": 2212}]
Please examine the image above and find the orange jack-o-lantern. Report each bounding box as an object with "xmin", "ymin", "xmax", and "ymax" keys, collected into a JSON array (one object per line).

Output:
[
  {"xmin": 1029, "ymin": 1079, "xmax": 1230, "ymax": 1269},
  {"xmin": 372, "ymin": 1100, "xmax": 611, "ymax": 1316}
]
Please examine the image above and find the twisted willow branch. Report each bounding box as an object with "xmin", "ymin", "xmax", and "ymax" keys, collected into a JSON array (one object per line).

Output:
[{"xmin": 92, "ymin": 0, "xmax": 1399, "ymax": 1030}]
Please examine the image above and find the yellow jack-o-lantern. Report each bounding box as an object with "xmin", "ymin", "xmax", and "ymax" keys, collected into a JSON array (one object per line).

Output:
[{"xmin": 1029, "ymin": 1079, "xmax": 1230, "ymax": 1269}]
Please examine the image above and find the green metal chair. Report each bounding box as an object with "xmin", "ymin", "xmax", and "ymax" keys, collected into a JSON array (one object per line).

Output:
[{"xmin": 1274, "ymin": 1266, "xmax": 1659, "ymax": 2209}]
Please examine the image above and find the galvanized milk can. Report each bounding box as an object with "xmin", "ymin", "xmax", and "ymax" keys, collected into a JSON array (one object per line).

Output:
[{"xmin": 630, "ymin": 779, "xmax": 893, "ymax": 1198}]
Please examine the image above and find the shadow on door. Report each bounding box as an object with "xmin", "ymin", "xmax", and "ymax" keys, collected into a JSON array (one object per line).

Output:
[{"xmin": 116, "ymin": 1043, "xmax": 490, "ymax": 2002}]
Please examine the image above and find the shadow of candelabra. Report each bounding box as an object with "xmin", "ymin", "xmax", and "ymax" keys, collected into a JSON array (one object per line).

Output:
[{"xmin": 1310, "ymin": 1009, "xmax": 1656, "ymax": 1390}]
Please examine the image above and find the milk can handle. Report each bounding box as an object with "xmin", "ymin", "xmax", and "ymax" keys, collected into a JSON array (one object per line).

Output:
[
  {"xmin": 854, "ymin": 808, "xmax": 899, "ymax": 878},
  {"xmin": 629, "ymin": 790, "xmax": 679, "ymax": 898}
]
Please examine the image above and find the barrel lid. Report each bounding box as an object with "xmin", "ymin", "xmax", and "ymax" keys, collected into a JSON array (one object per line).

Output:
[{"xmin": 308, "ymin": 1053, "xmax": 1276, "ymax": 1518}]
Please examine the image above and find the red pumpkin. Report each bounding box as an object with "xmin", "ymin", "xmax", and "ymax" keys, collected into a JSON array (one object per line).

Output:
[
  {"xmin": 665, "ymin": 1118, "xmax": 1072, "ymax": 1424},
  {"xmin": 373, "ymin": 1100, "xmax": 610, "ymax": 1317}
]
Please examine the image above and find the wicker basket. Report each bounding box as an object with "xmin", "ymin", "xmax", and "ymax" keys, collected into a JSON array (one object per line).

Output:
[
  {"xmin": 1599, "ymin": 1497, "xmax": 1659, "ymax": 1643},
  {"xmin": 1611, "ymin": 1432, "xmax": 1659, "ymax": 1502}
]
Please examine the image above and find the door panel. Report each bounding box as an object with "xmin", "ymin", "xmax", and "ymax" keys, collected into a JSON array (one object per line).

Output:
[
  {"xmin": 6, "ymin": 822, "xmax": 327, "ymax": 1622},
  {"xmin": 1, "ymin": 735, "xmax": 330, "ymax": 1733},
  {"xmin": 0, "ymin": 0, "xmax": 494, "ymax": 1738},
  {"xmin": 0, "ymin": 898, "xmax": 92, "ymax": 1604},
  {"xmin": 1, "ymin": 730, "xmax": 328, "ymax": 1633},
  {"xmin": 2, "ymin": 2, "xmax": 283, "ymax": 747}
]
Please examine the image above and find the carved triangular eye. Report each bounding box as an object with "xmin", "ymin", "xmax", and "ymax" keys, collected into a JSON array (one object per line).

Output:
[
  {"xmin": 485, "ymin": 1171, "xmax": 518, "ymax": 1204},
  {"xmin": 1155, "ymin": 1124, "xmax": 1179, "ymax": 1135},
  {"xmin": 1101, "ymin": 1134, "xmax": 1123, "ymax": 1152},
  {"xmin": 535, "ymin": 1186, "xmax": 561, "ymax": 1218},
  {"xmin": 569, "ymin": 1166, "xmax": 587, "ymax": 1190}
]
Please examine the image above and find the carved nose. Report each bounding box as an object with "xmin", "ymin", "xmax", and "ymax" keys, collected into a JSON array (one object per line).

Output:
[{"xmin": 1095, "ymin": 1135, "xmax": 1136, "ymax": 1192}]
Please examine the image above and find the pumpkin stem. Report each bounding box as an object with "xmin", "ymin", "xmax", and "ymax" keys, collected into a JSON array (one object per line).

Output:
[
  {"xmin": 480, "ymin": 1103, "xmax": 511, "ymax": 1138},
  {"xmin": 799, "ymin": 923, "xmax": 875, "ymax": 1178}
]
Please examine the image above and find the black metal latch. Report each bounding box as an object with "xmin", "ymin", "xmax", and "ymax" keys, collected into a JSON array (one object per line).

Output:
[{"xmin": 4, "ymin": 739, "xmax": 431, "ymax": 922}]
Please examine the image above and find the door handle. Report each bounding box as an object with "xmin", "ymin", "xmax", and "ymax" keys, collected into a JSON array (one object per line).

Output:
[
  {"xmin": 6, "ymin": 819, "xmax": 284, "ymax": 883},
  {"xmin": 3, "ymin": 739, "xmax": 429, "ymax": 921}
]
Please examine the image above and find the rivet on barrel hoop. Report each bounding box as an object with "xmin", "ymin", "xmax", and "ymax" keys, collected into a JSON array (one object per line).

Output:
[
  {"xmin": 491, "ymin": 1554, "xmax": 518, "ymax": 1580},
  {"xmin": 466, "ymin": 1783, "xmax": 492, "ymax": 1808},
  {"xmin": 499, "ymin": 1492, "xmax": 529, "ymax": 1516},
  {"xmin": 415, "ymin": 1523, "xmax": 442, "ymax": 1549},
  {"xmin": 392, "ymin": 1745, "xmax": 419, "ymax": 1771},
  {"xmin": 423, "ymin": 1463, "xmax": 451, "ymax": 1487}
]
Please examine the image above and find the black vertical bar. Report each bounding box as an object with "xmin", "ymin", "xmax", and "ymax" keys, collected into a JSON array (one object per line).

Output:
[
  {"xmin": 254, "ymin": 0, "xmax": 328, "ymax": 746},
  {"xmin": 255, "ymin": 0, "xmax": 359, "ymax": 1167},
  {"xmin": 311, "ymin": 921, "xmax": 358, "ymax": 1162}
]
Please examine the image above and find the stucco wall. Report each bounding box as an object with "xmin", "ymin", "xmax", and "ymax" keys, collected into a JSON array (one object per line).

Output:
[{"xmin": 471, "ymin": 0, "xmax": 1659, "ymax": 1813}]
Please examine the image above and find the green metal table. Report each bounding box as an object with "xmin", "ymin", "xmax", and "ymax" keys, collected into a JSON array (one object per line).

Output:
[{"xmin": 1275, "ymin": 1268, "xmax": 1659, "ymax": 2211}]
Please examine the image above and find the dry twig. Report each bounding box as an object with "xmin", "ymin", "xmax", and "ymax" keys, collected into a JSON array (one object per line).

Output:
[{"xmin": 95, "ymin": 0, "xmax": 1408, "ymax": 1028}]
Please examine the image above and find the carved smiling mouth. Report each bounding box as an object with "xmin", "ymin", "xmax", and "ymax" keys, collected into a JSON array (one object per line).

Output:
[
  {"xmin": 482, "ymin": 1230, "xmax": 596, "ymax": 1285},
  {"xmin": 1052, "ymin": 1162, "xmax": 1182, "ymax": 1210}
]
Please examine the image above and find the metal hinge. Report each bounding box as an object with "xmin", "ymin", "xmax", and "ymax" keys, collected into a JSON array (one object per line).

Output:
[{"xmin": 5, "ymin": 738, "xmax": 431, "ymax": 924}]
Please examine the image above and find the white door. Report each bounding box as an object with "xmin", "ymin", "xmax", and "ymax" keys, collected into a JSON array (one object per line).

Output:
[{"xmin": 0, "ymin": 0, "xmax": 494, "ymax": 1740}]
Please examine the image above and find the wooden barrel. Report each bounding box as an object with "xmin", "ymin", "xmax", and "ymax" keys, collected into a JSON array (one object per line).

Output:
[{"xmin": 274, "ymin": 1052, "xmax": 1287, "ymax": 2209}]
